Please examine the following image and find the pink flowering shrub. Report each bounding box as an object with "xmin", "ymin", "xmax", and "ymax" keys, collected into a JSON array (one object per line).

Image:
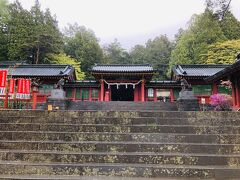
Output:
[{"xmin": 210, "ymin": 93, "xmax": 232, "ymax": 111}]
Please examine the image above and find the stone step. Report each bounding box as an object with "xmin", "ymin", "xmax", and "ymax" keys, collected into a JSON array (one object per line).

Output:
[
  {"xmin": 0, "ymin": 161, "xmax": 240, "ymax": 179},
  {"xmin": 0, "ymin": 110, "xmax": 239, "ymax": 120},
  {"xmin": 1, "ymin": 150, "xmax": 240, "ymax": 166},
  {"xmin": 1, "ymin": 140, "xmax": 240, "ymax": 154},
  {"xmin": 1, "ymin": 131, "xmax": 240, "ymax": 144},
  {"xmin": 68, "ymin": 102, "xmax": 178, "ymax": 111},
  {"xmin": 1, "ymin": 123, "xmax": 240, "ymax": 134},
  {"xmin": 72, "ymin": 117, "xmax": 240, "ymax": 126},
  {"xmin": 2, "ymin": 116, "xmax": 240, "ymax": 126},
  {"xmin": 0, "ymin": 175, "xmax": 193, "ymax": 180}
]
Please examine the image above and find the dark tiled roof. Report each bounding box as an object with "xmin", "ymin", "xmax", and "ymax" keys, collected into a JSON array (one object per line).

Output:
[
  {"xmin": 0, "ymin": 64, "xmax": 74, "ymax": 78},
  {"xmin": 205, "ymin": 60, "xmax": 240, "ymax": 82},
  {"xmin": 146, "ymin": 80, "xmax": 181, "ymax": 88},
  {"xmin": 91, "ymin": 64, "xmax": 154, "ymax": 73},
  {"xmin": 64, "ymin": 80, "xmax": 100, "ymax": 88},
  {"xmin": 172, "ymin": 64, "xmax": 230, "ymax": 78}
]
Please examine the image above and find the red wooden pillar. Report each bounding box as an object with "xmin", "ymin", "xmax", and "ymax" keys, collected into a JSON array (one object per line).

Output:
[
  {"xmin": 32, "ymin": 91, "xmax": 37, "ymax": 110},
  {"xmin": 236, "ymin": 84, "xmax": 240, "ymax": 108},
  {"xmin": 141, "ymin": 80, "xmax": 145, "ymax": 102},
  {"xmin": 170, "ymin": 89, "xmax": 174, "ymax": 103},
  {"xmin": 100, "ymin": 80, "xmax": 104, "ymax": 101},
  {"xmin": 105, "ymin": 91, "xmax": 110, "ymax": 101},
  {"xmin": 232, "ymin": 83, "xmax": 236, "ymax": 107},
  {"xmin": 212, "ymin": 82, "xmax": 218, "ymax": 95},
  {"xmin": 153, "ymin": 89, "xmax": 157, "ymax": 102},
  {"xmin": 134, "ymin": 87, "xmax": 139, "ymax": 102}
]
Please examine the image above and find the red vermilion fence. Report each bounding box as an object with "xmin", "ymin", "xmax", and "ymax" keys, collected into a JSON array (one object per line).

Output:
[{"xmin": 0, "ymin": 70, "xmax": 32, "ymax": 109}]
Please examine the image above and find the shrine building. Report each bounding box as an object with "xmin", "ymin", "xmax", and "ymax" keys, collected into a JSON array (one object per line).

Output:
[
  {"xmin": 64, "ymin": 64, "xmax": 181, "ymax": 103},
  {"xmin": 206, "ymin": 59, "xmax": 240, "ymax": 108},
  {"xmin": 0, "ymin": 60, "xmax": 239, "ymax": 109},
  {"xmin": 171, "ymin": 64, "xmax": 231, "ymax": 104}
]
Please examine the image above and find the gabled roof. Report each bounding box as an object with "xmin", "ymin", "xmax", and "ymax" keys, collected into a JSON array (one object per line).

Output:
[
  {"xmin": 205, "ymin": 60, "xmax": 240, "ymax": 82},
  {"xmin": 172, "ymin": 64, "xmax": 230, "ymax": 79},
  {"xmin": 0, "ymin": 64, "xmax": 75, "ymax": 79},
  {"xmin": 91, "ymin": 64, "xmax": 154, "ymax": 73}
]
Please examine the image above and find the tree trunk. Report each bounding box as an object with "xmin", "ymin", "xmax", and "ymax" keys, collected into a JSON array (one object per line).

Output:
[{"xmin": 35, "ymin": 45, "xmax": 40, "ymax": 64}]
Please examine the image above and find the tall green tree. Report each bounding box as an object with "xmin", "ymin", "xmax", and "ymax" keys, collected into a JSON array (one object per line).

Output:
[
  {"xmin": 205, "ymin": 0, "xmax": 232, "ymax": 19},
  {"xmin": 6, "ymin": 0, "xmax": 32, "ymax": 61},
  {"xmin": 63, "ymin": 23, "xmax": 103, "ymax": 78},
  {"xmin": 206, "ymin": 0, "xmax": 240, "ymax": 40},
  {"xmin": 130, "ymin": 45, "xmax": 147, "ymax": 64},
  {"xmin": 103, "ymin": 39, "xmax": 131, "ymax": 64},
  {"xmin": 6, "ymin": 0, "xmax": 62, "ymax": 63},
  {"xmin": 29, "ymin": 1, "xmax": 62, "ymax": 64},
  {"xmin": 130, "ymin": 35, "xmax": 174, "ymax": 79},
  {"xmin": 169, "ymin": 10, "xmax": 226, "ymax": 72},
  {"xmin": 0, "ymin": 0, "xmax": 8, "ymax": 61},
  {"xmin": 46, "ymin": 53, "xmax": 85, "ymax": 80},
  {"xmin": 0, "ymin": 0, "xmax": 8, "ymax": 16},
  {"xmin": 145, "ymin": 35, "xmax": 173, "ymax": 79},
  {"xmin": 219, "ymin": 12, "xmax": 240, "ymax": 40},
  {"xmin": 204, "ymin": 39, "xmax": 240, "ymax": 64}
]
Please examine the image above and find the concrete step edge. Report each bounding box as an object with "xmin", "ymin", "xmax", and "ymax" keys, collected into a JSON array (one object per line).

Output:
[
  {"xmin": 1, "ymin": 130, "xmax": 240, "ymax": 136},
  {"xmin": 2, "ymin": 123, "xmax": 240, "ymax": 128},
  {"xmin": 1, "ymin": 139, "xmax": 240, "ymax": 146},
  {"xmin": 1, "ymin": 149, "xmax": 240, "ymax": 157},
  {"xmin": 0, "ymin": 175, "xmax": 180, "ymax": 180},
  {"xmin": 1, "ymin": 160, "xmax": 240, "ymax": 170}
]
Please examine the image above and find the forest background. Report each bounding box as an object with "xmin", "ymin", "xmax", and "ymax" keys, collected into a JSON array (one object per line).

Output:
[{"xmin": 0, "ymin": 0, "xmax": 240, "ymax": 79}]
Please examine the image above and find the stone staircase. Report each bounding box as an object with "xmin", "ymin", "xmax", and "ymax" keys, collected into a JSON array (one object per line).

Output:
[
  {"xmin": 0, "ymin": 110, "xmax": 240, "ymax": 179},
  {"xmin": 67, "ymin": 101, "xmax": 178, "ymax": 111}
]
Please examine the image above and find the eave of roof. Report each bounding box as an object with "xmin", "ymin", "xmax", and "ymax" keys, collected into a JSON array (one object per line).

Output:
[
  {"xmin": 0, "ymin": 64, "xmax": 75, "ymax": 78},
  {"xmin": 205, "ymin": 60, "xmax": 240, "ymax": 82},
  {"xmin": 91, "ymin": 64, "xmax": 155, "ymax": 73},
  {"xmin": 172, "ymin": 64, "xmax": 230, "ymax": 78}
]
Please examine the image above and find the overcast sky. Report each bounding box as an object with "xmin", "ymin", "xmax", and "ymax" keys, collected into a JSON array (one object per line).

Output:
[{"xmin": 9, "ymin": 0, "xmax": 240, "ymax": 50}]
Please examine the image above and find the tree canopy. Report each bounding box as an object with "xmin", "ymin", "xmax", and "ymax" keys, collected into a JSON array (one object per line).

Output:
[
  {"xmin": 0, "ymin": 0, "xmax": 240, "ymax": 80},
  {"xmin": 46, "ymin": 53, "xmax": 85, "ymax": 80},
  {"xmin": 168, "ymin": 0, "xmax": 240, "ymax": 74},
  {"xmin": 169, "ymin": 10, "xmax": 226, "ymax": 70},
  {"xmin": 103, "ymin": 39, "xmax": 130, "ymax": 64},
  {"xmin": 63, "ymin": 23, "xmax": 103, "ymax": 78},
  {"xmin": 0, "ymin": 0, "xmax": 9, "ymax": 61},
  {"xmin": 130, "ymin": 35, "xmax": 173, "ymax": 79},
  {"xmin": 204, "ymin": 39, "xmax": 240, "ymax": 64},
  {"xmin": 1, "ymin": 0, "xmax": 62, "ymax": 64}
]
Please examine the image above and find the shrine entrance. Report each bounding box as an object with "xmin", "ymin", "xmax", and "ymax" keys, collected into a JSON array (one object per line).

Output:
[{"xmin": 111, "ymin": 85, "xmax": 134, "ymax": 101}]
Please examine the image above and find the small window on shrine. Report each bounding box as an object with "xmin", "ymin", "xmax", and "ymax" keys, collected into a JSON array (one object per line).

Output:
[
  {"xmin": 147, "ymin": 88, "xmax": 154, "ymax": 98},
  {"xmin": 82, "ymin": 89, "xmax": 89, "ymax": 100},
  {"xmin": 66, "ymin": 88, "xmax": 73, "ymax": 98},
  {"xmin": 75, "ymin": 88, "xmax": 81, "ymax": 99},
  {"xmin": 92, "ymin": 89, "xmax": 99, "ymax": 100}
]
